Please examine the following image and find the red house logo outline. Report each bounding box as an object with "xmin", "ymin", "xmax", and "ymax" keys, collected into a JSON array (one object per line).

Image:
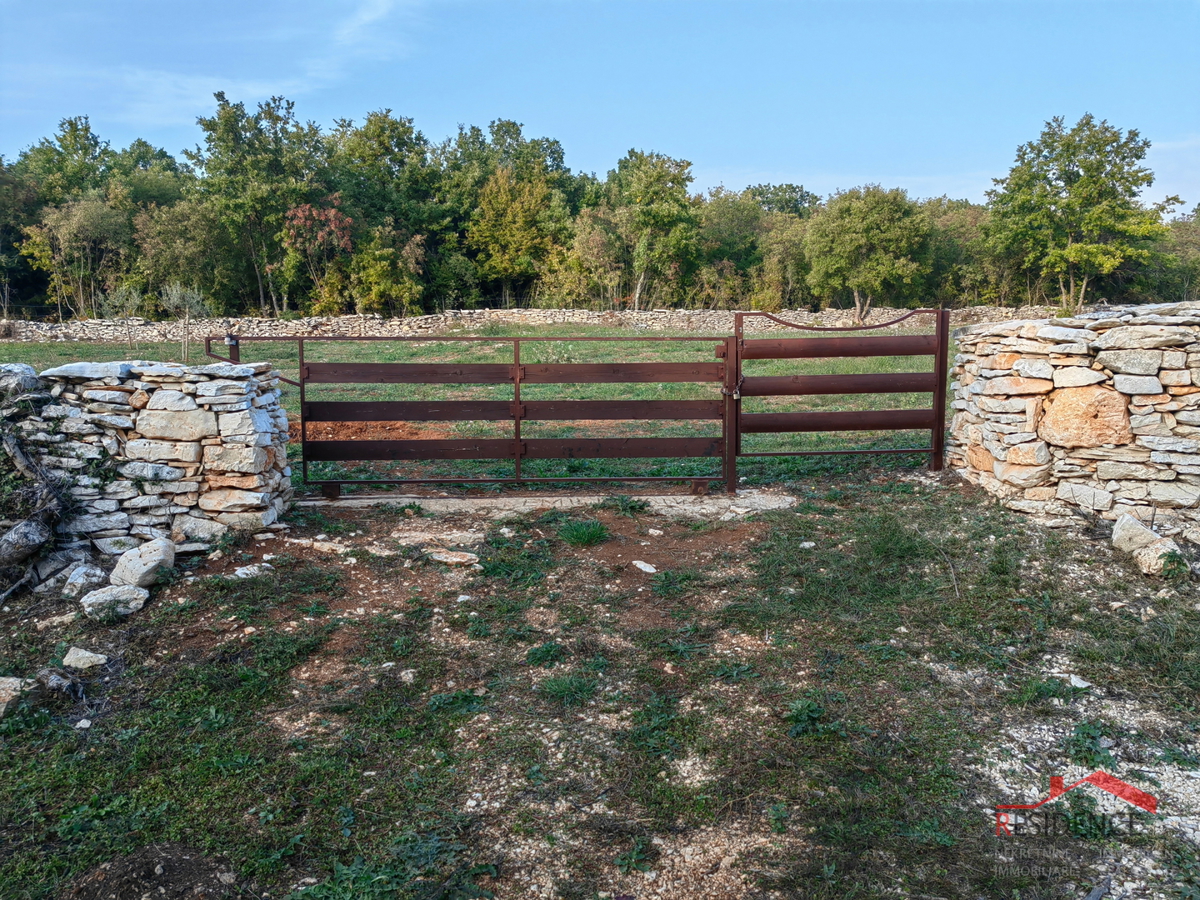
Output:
[{"xmin": 995, "ymin": 773, "xmax": 1157, "ymax": 835}]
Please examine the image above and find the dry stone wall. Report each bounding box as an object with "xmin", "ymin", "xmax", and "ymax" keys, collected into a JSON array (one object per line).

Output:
[
  {"xmin": 949, "ymin": 302, "xmax": 1200, "ymax": 542},
  {"xmin": 0, "ymin": 305, "xmax": 1061, "ymax": 343},
  {"xmin": 19, "ymin": 360, "xmax": 291, "ymax": 560}
]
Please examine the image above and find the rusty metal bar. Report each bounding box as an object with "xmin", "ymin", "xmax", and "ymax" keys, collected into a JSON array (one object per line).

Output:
[
  {"xmin": 739, "ymin": 409, "xmax": 936, "ymax": 433},
  {"xmin": 513, "ymin": 340, "xmax": 522, "ymax": 481},
  {"xmin": 522, "ymin": 437, "xmax": 721, "ymax": 459},
  {"xmin": 304, "ymin": 439, "xmax": 518, "ymax": 461},
  {"xmin": 303, "ymin": 363, "xmax": 514, "ymax": 384},
  {"xmin": 302, "ymin": 399, "xmax": 724, "ymax": 422},
  {"xmin": 740, "ymin": 447, "xmax": 934, "ymax": 457},
  {"xmin": 931, "ymin": 308, "xmax": 950, "ymax": 471},
  {"xmin": 305, "ymin": 437, "xmax": 722, "ymax": 462},
  {"xmin": 741, "ymin": 333, "xmax": 939, "ymax": 360},
  {"xmin": 740, "ymin": 372, "xmax": 937, "ymax": 396},
  {"xmin": 304, "ymin": 401, "xmax": 513, "ymax": 421},
  {"xmin": 722, "ymin": 334, "xmax": 739, "ymax": 493},
  {"xmin": 519, "ymin": 363, "xmax": 724, "ymax": 383}
]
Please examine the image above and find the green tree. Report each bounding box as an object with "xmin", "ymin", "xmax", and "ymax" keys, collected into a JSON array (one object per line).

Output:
[
  {"xmin": 20, "ymin": 193, "xmax": 132, "ymax": 320},
  {"xmin": 12, "ymin": 116, "xmax": 113, "ymax": 204},
  {"xmin": 745, "ymin": 183, "xmax": 821, "ymax": 218},
  {"xmin": 607, "ymin": 150, "xmax": 697, "ymax": 310},
  {"xmin": 468, "ymin": 166, "xmax": 551, "ymax": 306},
  {"xmin": 185, "ymin": 93, "xmax": 327, "ymax": 316},
  {"xmin": 804, "ymin": 185, "xmax": 929, "ymax": 323},
  {"xmin": 133, "ymin": 198, "xmax": 245, "ymax": 312},
  {"xmin": 986, "ymin": 114, "xmax": 1178, "ymax": 313}
]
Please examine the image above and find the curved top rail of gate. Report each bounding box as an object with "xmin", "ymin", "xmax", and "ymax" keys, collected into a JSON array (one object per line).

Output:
[{"xmin": 734, "ymin": 308, "xmax": 937, "ymax": 334}]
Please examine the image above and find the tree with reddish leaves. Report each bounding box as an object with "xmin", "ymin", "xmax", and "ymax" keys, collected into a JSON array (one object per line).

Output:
[{"xmin": 282, "ymin": 194, "xmax": 354, "ymax": 301}]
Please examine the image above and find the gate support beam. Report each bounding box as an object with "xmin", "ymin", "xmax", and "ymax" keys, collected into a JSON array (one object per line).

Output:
[
  {"xmin": 931, "ymin": 309, "xmax": 950, "ymax": 472},
  {"xmin": 722, "ymin": 335, "xmax": 739, "ymax": 494}
]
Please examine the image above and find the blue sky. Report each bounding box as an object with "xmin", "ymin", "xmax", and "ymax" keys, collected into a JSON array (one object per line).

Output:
[{"xmin": 2, "ymin": 0, "xmax": 1197, "ymax": 207}]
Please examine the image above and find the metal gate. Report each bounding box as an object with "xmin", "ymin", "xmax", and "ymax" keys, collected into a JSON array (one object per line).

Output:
[{"xmin": 204, "ymin": 308, "xmax": 949, "ymax": 495}]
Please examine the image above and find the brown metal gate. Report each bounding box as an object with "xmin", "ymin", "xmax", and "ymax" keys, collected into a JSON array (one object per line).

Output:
[{"xmin": 204, "ymin": 309, "xmax": 948, "ymax": 495}]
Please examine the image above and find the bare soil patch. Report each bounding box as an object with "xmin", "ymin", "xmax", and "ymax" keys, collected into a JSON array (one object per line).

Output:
[{"xmin": 60, "ymin": 844, "xmax": 240, "ymax": 900}]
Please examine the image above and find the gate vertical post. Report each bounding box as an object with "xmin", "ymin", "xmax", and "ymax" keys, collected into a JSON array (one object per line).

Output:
[
  {"xmin": 513, "ymin": 339, "xmax": 523, "ymax": 482},
  {"xmin": 930, "ymin": 309, "xmax": 950, "ymax": 471},
  {"xmin": 224, "ymin": 334, "xmax": 240, "ymax": 363},
  {"xmin": 722, "ymin": 329, "xmax": 740, "ymax": 494}
]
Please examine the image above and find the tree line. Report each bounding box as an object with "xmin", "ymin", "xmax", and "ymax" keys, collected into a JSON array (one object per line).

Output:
[{"xmin": 0, "ymin": 96, "xmax": 1196, "ymax": 323}]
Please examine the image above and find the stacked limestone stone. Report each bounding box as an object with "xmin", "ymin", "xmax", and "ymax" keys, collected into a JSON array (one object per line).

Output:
[
  {"xmin": 21, "ymin": 360, "xmax": 291, "ymax": 567},
  {"xmin": 950, "ymin": 302, "xmax": 1200, "ymax": 548}
]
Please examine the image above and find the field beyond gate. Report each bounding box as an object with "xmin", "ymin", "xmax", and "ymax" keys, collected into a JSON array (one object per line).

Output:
[{"xmin": 204, "ymin": 309, "xmax": 950, "ymax": 494}]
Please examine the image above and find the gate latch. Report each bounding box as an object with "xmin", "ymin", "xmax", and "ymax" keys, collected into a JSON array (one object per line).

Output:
[{"xmin": 722, "ymin": 375, "xmax": 744, "ymax": 401}]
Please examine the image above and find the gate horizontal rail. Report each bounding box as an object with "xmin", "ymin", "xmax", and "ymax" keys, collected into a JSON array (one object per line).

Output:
[{"xmin": 204, "ymin": 308, "xmax": 949, "ymax": 495}]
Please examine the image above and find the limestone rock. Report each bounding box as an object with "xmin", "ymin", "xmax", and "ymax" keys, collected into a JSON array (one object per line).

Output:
[
  {"xmin": 1147, "ymin": 481, "xmax": 1200, "ymax": 508},
  {"xmin": 1012, "ymin": 359, "xmax": 1054, "ymax": 380},
  {"xmin": 198, "ymin": 488, "xmax": 271, "ymax": 513},
  {"xmin": 980, "ymin": 376, "xmax": 1054, "ymax": 395},
  {"xmin": 427, "ymin": 550, "xmax": 479, "ymax": 566},
  {"xmin": 1053, "ymin": 367, "xmax": 1106, "ymax": 388},
  {"xmin": 80, "ymin": 584, "xmax": 149, "ymax": 619},
  {"xmin": 62, "ymin": 564, "xmax": 108, "ymax": 599},
  {"xmin": 188, "ymin": 363, "xmax": 263, "ymax": 378},
  {"xmin": 1095, "ymin": 462, "xmax": 1175, "ymax": 481},
  {"xmin": 1113, "ymin": 374, "xmax": 1164, "ymax": 395},
  {"xmin": 212, "ymin": 509, "xmax": 279, "ymax": 529},
  {"xmin": 124, "ymin": 439, "xmax": 202, "ymax": 463},
  {"xmin": 117, "ymin": 461, "xmax": 184, "ymax": 482},
  {"xmin": 41, "ymin": 361, "xmax": 148, "ymax": 379},
  {"xmin": 966, "ymin": 444, "xmax": 997, "ymax": 472},
  {"xmin": 1036, "ymin": 325, "xmax": 1099, "ymax": 343},
  {"xmin": 110, "ymin": 538, "xmax": 175, "ymax": 587},
  {"xmin": 1133, "ymin": 538, "xmax": 1184, "ymax": 576},
  {"xmin": 1112, "ymin": 514, "xmax": 1162, "ymax": 553},
  {"xmin": 1038, "ymin": 386, "xmax": 1132, "ymax": 448},
  {"xmin": 82, "ymin": 390, "xmax": 131, "ymax": 404},
  {"xmin": 1093, "ymin": 326, "xmax": 1193, "ymax": 350},
  {"xmin": 1006, "ymin": 441, "xmax": 1051, "ymax": 466},
  {"xmin": 93, "ymin": 536, "xmax": 141, "ymax": 555},
  {"xmin": 232, "ymin": 563, "xmax": 274, "ymax": 578},
  {"xmin": 172, "ymin": 514, "xmax": 230, "ymax": 543},
  {"xmin": 1056, "ymin": 481, "xmax": 1115, "ymax": 510},
  {"xmin": 62, "ymin": 647, "xmax": 108, "ymax": 669},
  {"xmin": 135, "ymin": 408, "xmax": 217, "ymax": 441},
  {"xmin": 0, "ymin": 677, "xmax": 35, "ymax": 719},
  {"xmin": 1095, "ymin": 349, "xmax": 1163, "ymax": 375},
  {"xmin": 196, "ymin": 379, "xmax": 252, "ymax": 397},
  {"xmin": 993, "ymin": 461, "xmax": 1050, "ymax": 488},
  {"xmin": 202, "ymin": 445, "xmax": 269, "ymax": 474},
  {"xmin": 218, "ymin": 408, "xmax": 274, "ymax": 439},
  {"xmin": 145, "ymin": 390, "xmax": 197, "ymax": 411},
  {"xmin": 62, "ymin": 512, "xmax": 131, "ymax": 533}
]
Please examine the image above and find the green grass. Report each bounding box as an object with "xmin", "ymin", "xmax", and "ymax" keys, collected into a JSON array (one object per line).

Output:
[
  {"xmin": 557, "ymin": 520, "xmax": 609, "ymax": 547},
  {"xmin": 8, "ymin": 462, "xmax": 1197, "ymax": 897}
]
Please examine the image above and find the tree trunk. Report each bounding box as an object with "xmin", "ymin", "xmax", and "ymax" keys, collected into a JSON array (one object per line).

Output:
[
  {"xmin": 632, "ymin": 271, "xmax": 647, "ymax": 312},
  {"xmin": 852, "ymin": 289, "xmax": 872, "ymax": 326}
]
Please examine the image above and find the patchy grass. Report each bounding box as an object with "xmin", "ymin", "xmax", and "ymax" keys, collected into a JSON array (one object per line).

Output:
[{"xmin": 4, "ymin": 473, "xmax": 1200, "ymax": 897}]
